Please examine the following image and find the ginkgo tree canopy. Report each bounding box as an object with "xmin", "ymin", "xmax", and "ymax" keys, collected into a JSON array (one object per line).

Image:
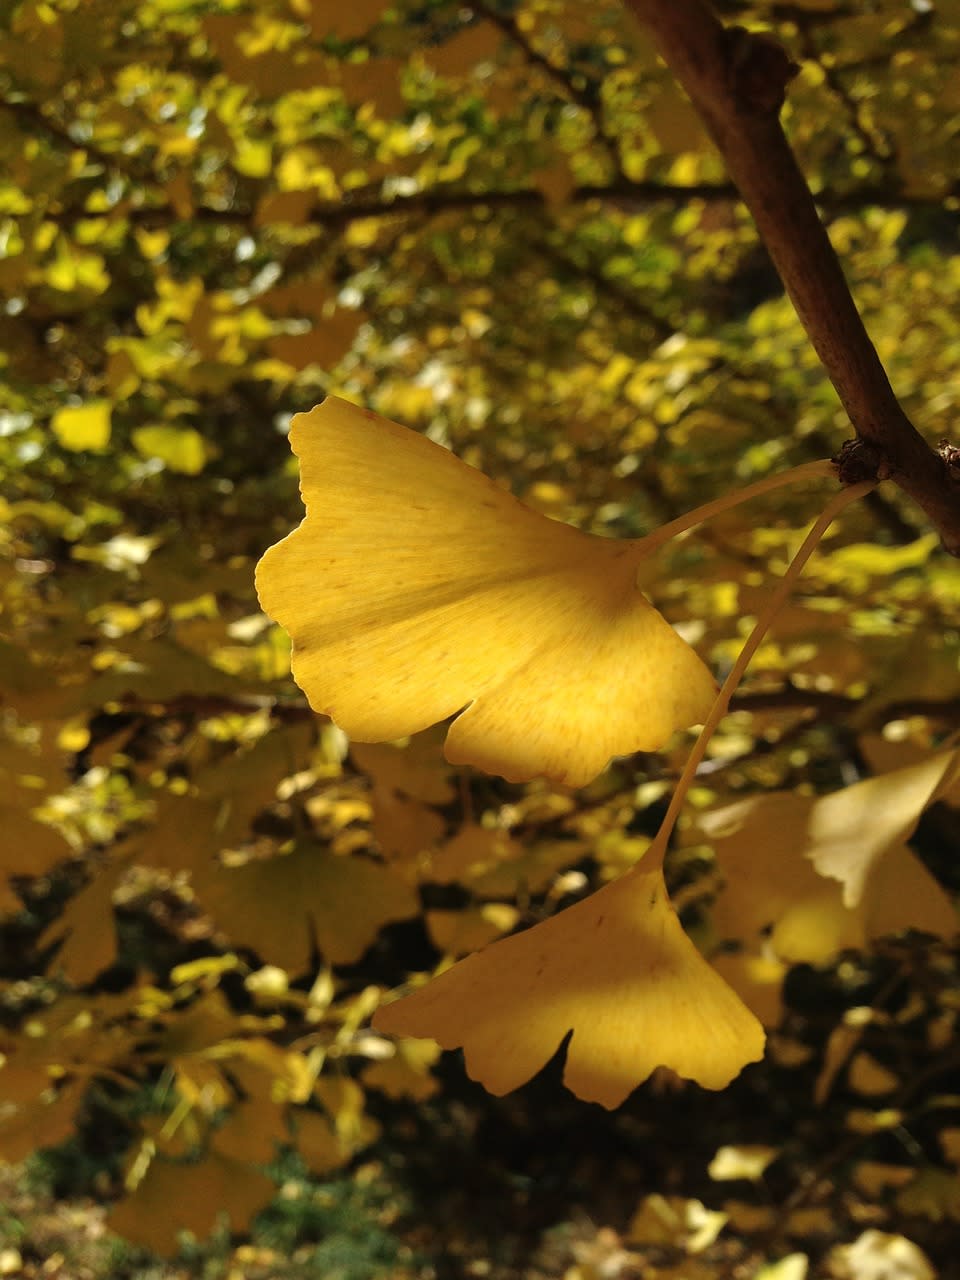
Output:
[
  {"xmin": 3, "ymin": 0, "xmax": 960, "ymax": 1264},
  {"xmin": 255, "ymin": 396, "xmax": 718, "ymax": 787}
]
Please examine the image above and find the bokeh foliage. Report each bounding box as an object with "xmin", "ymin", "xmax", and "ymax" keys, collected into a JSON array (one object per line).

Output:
[{"xmin": 2, "ymin": 0, "xmax": 960, "ymax": 1271}]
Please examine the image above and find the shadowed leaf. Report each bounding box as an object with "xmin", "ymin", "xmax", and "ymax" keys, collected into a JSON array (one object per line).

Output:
[
  {"xmin": 193, "ymin": 839, "xmax": 418, "ymax": 971},
  {"xmin": 108, "ymin": 1152, "xmax": 274, "ymax": 1252},
  {"xmin": 374, "ymin": 862, "xmax": 764, "ymax": 1108}
]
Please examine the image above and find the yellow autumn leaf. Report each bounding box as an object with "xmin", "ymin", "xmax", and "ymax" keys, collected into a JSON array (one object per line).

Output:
[
  {"xmin": 828, "ymin": 1230, "xmax": 934, "ymax": 1280},
  {"xmin": 353, "ymin": 732, "xmax": 452, "ymax": 861},
  {"xmin": 289, "ymin": 1108, "xmax": 353, "ymax": 1175},
  {"xmin": 804, "ymin": 748, "xmax": 960, "ymax": 908},
  {"xmin": 51, "ymin": 400, "xmax": 112, "ymax": 452},
  {"xmin": 369, "ymin": 788, "xmax": 445, "ymax": 862},
  {"xmin": 191, "ymin": 838, "xmax": 418, "ymax": 971},
  {"xmin": 362, "ymin": 1036, "xmax": 441, "ymax": 1102},
  {"xmin": 132, "ymin": 424, "xmax": 210, "ymax": 475},
  {"xmin": 302, "ymin": 0, "xmax": 390, "ymax": 40},
  {"xmin": 753, "ymin": 1257, "xmax": 810, "ymax": 1280},
  {"xmin": 428, "ymin": 823, "xmax": 524, "ymax": 884},
  {"xmin": 38, "ymin": 851, "xmax": 134, "ymax": 985},
  {"xmin": 626, "ymin": 1194, "xmax": 727, "ymax": 1253},
  {"xmin": 255, "ymin": 398, "xmax": 718, "ymax": 787},
  {"xmin": 372, "ymin": 862, "xmax": 765, "ymax": 1109},
  {"xmin": 704, "ymin": 790, "xmax": 957, "ymax": 966},
  {"xmin": 138, "ymin": 724, "xmax": 314, "ymax": 872},
  {"xmin": 896, "ymin": 1169, "xmax": 960, "ymax": 1223},
  {"xmin": 0, "ymin": 805, "xmax": 73, "ymax": 915},
  {"xmin": 351, "ymin": 730, "xmax": 455, "ymax": 805},
  {"xmin": 467, "ymin": 836, "xmax": 586, "ymax": 898},
  {"xmin": 0, "ymin": 1080, "xmax": 85, "ymax": 1164},
  {"xmin": 709, "ymin": 950, "xmax": 786, "ymax": 1028},
  {"xmin": 289, "ymin": 1076, "xmax": 382, "ymax": 1174},
  {"xmin": 940, "ymin": 1130, "xmax": 960, "ymax": 1168},
  {"xmin": 211, "ymin": 1100, "xmax": 287, "ymax": 1165},
  {"xmin": 708, "ymin": 1144, "xmax": 777, "ymax": 1182},
  {"xmin": 426, "ymin": 902, "xmax": 520, "ymax": 956},
  {"xmin": 233, "ymin": 137, "xmax": 272, "ymax": 177},
  {"xmin": 108, "ymin": 1151, "xmax": 274, "ymax": 1252},
  {"xmin": 848, "ymin": 1051, "xmax": 899, "ymax": 1097}
]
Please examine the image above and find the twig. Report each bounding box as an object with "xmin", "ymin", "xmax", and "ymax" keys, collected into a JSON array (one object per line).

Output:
[
  {"xmin": 469, "ymin": 0, "xmax": 623, "ymax": 174},
  {"xmin": 40, "ymin": 171, "xmax": 960, "ymax": 240},
  {"xmin": 0, "ymin": 94, "xmax": 152, "ymax": 186},
  {"xmin": 621, "ymin": 0, "xmax": 960, "ymax": 554}
]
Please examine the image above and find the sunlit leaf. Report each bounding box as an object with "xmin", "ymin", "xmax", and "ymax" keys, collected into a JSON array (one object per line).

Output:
[
  {"xmin": 827, "ymin": 1230, "xmax": 934, "ymax": 1280},
  {"xmin": 256, "ymin": 398, "xmax": 717, "ymax": 787},
  {"xmin": 803, "ymin": 748, "xmax": 960, "ymax": 907},
  {"xmin": 708, "ymin": 1145, "xmax": 777, "ymax": 1183},
  {"xmin": 626, "ymin": 1194, "xmax": 727, "ymax": 1253},
  {"xmin": 703, "ymin": 788, "xmax": 957, "ymax": 965},
  {"xmin": 51, "ymin": 400, "xmax": 112, "ymax": 452},
  {"xmin": 131, "ymin": 424, "xmax": 210, "ymax": 475},
  {"xmin": 753, "ymin": 1257, "xmax": 809, "ymax": 1280}
]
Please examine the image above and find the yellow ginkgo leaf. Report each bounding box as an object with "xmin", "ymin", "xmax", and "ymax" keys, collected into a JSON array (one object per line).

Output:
[
  {"xmin": 709, "ymin": 950, "xmax": 787, "ymax": 1028},
  {"xmin": 108, "ymin": 1152, "xmax": 274, "ymax": 1252},
  {"xmin": 255, "ymin": 398, "xmax": 718, "ymax": 787},
  {"xmin": 132, "ymin": 424, "xmax": 210, "ymax": 474},
  {"xmin": 703, "ymin": 788, "xmax": 957, "ymax": 966},
  {"xmin": 51, "ymin": 399, "xmax": 112, "ymax": 452},
  {"xmin": 191, "ymin": 838, "xmax": 418, "ymax": 971},
  {"xmin": 372, "ymin": 862, "xmax": 765, "ymax": 1108},
  {"xmin": 805, "ymin": 747, "xmax": 960, "ymax": 907}
]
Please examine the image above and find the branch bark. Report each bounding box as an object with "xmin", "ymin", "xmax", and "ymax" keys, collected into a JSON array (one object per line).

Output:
[{"xmin": 623, "ymin": 0, "xmax": 960, "ymax": 554}]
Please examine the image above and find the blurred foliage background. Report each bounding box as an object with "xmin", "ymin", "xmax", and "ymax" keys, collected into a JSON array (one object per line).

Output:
[{"xmin": 2, "ymin": 0, "xmax": 960, "ymax": 1276}]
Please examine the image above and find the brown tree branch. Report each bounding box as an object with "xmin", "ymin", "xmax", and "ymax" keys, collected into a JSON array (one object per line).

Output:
[
  {"xmin": 623, "ymin": 0, "xmax": 960, "ymax": 554},
  {"xmin": 101, "ymin": 687, "xmax": 960, "ymax": 736},
  {"xmin": 40, "ymin": 167, "xmax": 960, "ymax": 241}
]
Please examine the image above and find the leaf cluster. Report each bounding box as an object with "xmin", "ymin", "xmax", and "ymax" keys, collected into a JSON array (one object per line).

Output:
[{"xmin": 1, "ymin": 0, "xmax": 960, "ymax": 1271}]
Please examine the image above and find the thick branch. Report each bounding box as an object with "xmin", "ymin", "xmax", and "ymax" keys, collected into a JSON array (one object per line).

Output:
[{"xmin": 623, "ymin": 0, "xmax": 960, "ymax": 554}]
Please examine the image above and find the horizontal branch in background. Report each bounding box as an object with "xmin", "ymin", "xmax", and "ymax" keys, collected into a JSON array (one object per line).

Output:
[
  {"xmin": 623, "ymin": 0, "xmax": 960, "ymax": 555},
  {"xmin": 102, "ymin": 688, "xmax": 960, "ymax": 737},
  {"xmin": 44, "ymin": 172, "xmax": 960, "ymax": 234}
]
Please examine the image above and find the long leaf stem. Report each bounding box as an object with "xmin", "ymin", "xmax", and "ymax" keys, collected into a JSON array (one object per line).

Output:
[
  {"xmin": 640, "ymin": 458, "xmax": 836, "ymax": 553},
  {"xmin": 640, "ymin": 479, "xmax": 876, "ymax": 874}
]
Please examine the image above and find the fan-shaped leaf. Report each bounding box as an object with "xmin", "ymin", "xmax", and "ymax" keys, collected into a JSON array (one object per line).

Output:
[
  {"xmin": 373, "ymin": 863, "xmax": 764, "ymax": 1108},
  {"xmin": 255, "ymin": 398, "xmax": 717, "ymax": 787}
]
